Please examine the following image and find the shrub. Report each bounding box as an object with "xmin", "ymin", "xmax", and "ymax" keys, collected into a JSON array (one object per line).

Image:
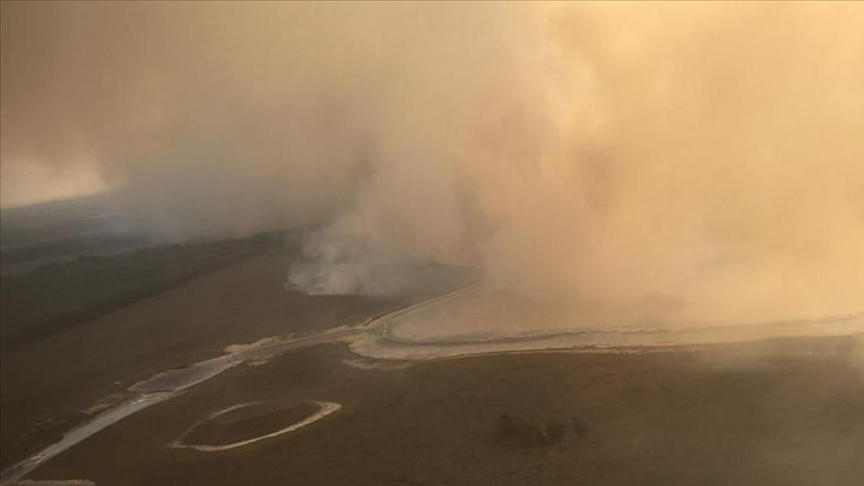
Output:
[
  {"xmin": 543, "ymin": 419, "xmax": 567, "ymax": 445},
  {"xmin": 571, "ymin": 417, "xmax": 588, "ymax": 438},
  {"xmin": 496, "ymin": 413, "xmax": 520, "ymax": 437},
  {"xmin": 496, "ymin": 413, "xmax": 587, "ymax": 447}
]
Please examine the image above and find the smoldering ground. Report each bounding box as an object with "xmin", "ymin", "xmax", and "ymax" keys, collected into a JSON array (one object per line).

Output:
[{"xmin": 1, "ymin": 2, "xmax": 862, "ymax": 324}]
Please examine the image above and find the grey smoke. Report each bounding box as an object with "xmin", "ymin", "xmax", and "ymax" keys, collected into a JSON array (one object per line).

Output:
[{"xmin": 1, "ymin": 2, "xmax": 862, "ymax": 323}]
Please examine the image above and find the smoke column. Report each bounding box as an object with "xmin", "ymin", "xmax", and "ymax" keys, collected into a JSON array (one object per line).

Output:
[{"xmin": 2, "ymin": 2, "xmax": 862, "ymax": 323}]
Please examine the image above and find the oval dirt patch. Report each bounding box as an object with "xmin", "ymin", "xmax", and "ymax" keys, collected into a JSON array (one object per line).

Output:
[{"xmin": 170, "ymin": 400, "xmax": 341, "ymax": 452}]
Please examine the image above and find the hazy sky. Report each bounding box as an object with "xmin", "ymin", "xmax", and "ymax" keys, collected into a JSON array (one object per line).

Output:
[{"xmin": 1, "ymin": 1, "xmax": 862, "ymax": 321}]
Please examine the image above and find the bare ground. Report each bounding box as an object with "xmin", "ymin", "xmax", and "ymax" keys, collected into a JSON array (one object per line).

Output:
[
  {"xmin": 2, "ymin": 235, "xmax": 861, "ymax": 485},
  {"xmin": 23, "ymin": 335, "xmax": 864, "ymax": 486}
]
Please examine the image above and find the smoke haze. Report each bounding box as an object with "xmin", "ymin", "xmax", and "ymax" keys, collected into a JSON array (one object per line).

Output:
[{"xmin": 2, "ymin": 2, "xmax": 862, "ymax": 323}]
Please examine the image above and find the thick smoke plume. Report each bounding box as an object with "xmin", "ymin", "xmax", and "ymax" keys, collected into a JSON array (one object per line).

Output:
[{"xmin": 2, "ymin": 2, "xmax": 862, "ymax": 323}]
